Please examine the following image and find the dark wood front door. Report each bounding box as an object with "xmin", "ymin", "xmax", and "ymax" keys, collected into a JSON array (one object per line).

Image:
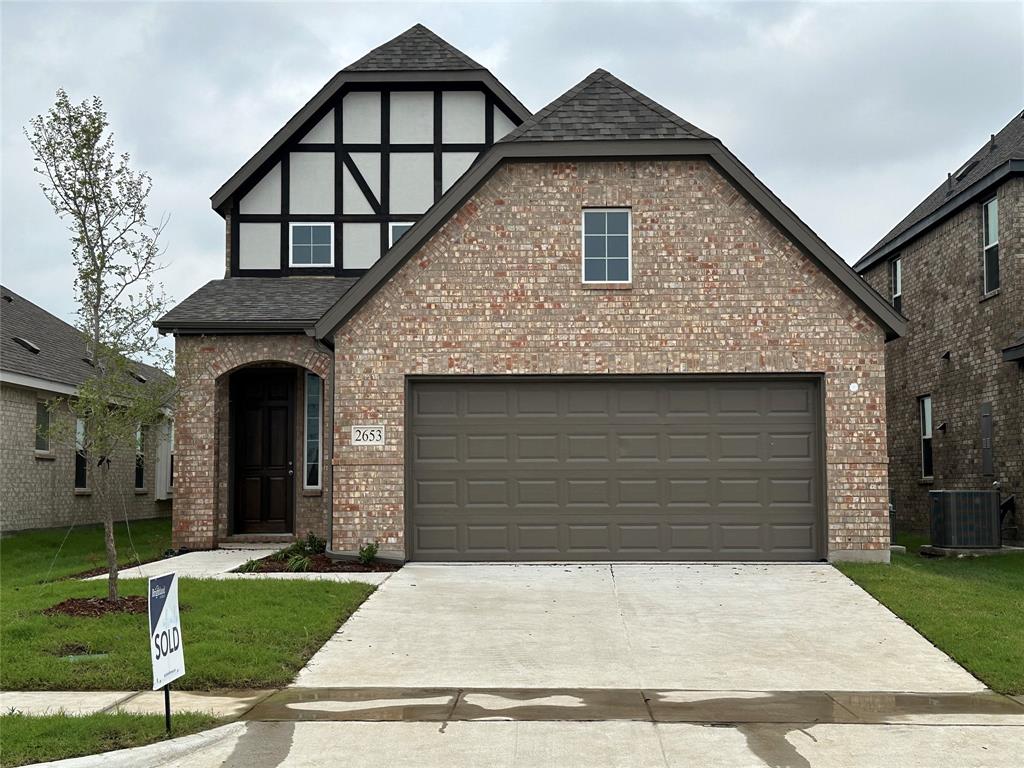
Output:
[{"xmin": 232, "ymin": 369, "xmax": 295, "ymax": 533}]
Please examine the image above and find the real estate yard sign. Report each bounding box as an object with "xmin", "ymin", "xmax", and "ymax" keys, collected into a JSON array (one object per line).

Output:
[{"xmin": 148, "ymin": 573, "xmax": 185, "ymax": 690}]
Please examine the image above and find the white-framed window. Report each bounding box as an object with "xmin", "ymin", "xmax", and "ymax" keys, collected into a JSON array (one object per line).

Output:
[
  {"xmin": 890, "ymin": 256, "xmax": 902, "ymax": 313},
  {"xmin": 74, "ymin": 418, "xmax": 88, "ymax": 490},
  {"xmin": 982, "ymin": 197, "xmax": 999, "ymax": 294},
  {"xmin": 134, "ymin": 425, "xmax": 145, "ymax": 490},
  {"xmin": 289, "ymin": 223, "xmax": 334, "ymax": 267},
  {"xmin": 389, "ymin": 221, "xmax": 414, "ymax": 247},
  {"xmin": 35, "ymin": 400, "xmax": 50, "ymax": 452},
  {"xmin": 582, "ymin": 208, "xmax": 631, "ymax": 283},
  {"xmin": 919, "ymin": 395, "xmax": 933, "ymax": 479},
  {"xmin": 304, "ymin": 372, "xmax": 322, "ymax": 489},
  {"xmin": 169, "ymin": 421, "xmax": 175, "ymax": 489}
]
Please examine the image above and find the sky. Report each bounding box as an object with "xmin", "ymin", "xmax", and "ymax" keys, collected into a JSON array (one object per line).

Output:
[{"xmin": 2, "ymin": 0, "xmax": 1022, "ymax": 327}]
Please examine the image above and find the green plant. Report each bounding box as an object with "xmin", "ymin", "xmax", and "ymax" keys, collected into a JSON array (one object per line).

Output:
[
  {"xmin": 304, "ymin": 532, "xmax": 326, "ymax": 555},
  {"xmin": 238, "ymin": 559, "xmax": 260, "ymax": 573},
  {"xmin": 286, "ymin": 554, "xmax": 311, "ymax": 573},
  {"xmin": 357, "ymin": 542, "xmax": 379, "ymax": 567}
]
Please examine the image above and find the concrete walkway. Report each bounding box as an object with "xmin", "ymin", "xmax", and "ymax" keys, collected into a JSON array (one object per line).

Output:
[{"xmin": 83, "ymin": 548, "xmax": 393, "ymax": 585}]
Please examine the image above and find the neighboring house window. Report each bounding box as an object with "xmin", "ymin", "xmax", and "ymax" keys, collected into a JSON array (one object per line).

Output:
[
  {"xmin": 982, "ymin": 197, "xmax": 999, "ymax": 293},
  {"xmin": 169, "ymin": 421, "xmax": 175, "ymax": 489},
  {"xmin": 135, "ymin": 425, "xmax": 145, "ymax": 490},
  {"xmin": 74, "ymin": 418, "xmax": 88, "ymax": 490},
  {"xmin": 890, "ymin": 257, "xmax": 902, "ymax": 313},
  {"xmin": 919, "ymin": 395, "xmax": 933, "ymax": 479},
  {"xmin": 389, "ymin": 222, "xmax": 413, "ymax": 246},
  {"xmin": 304, "ymin": 373, "xmax": 322, "ymax": 489},
  {"xmin": 290, "ymin": 223, "xmax": 334, "ymax": 267},
  {"xmin": 35, "ymin": 400, "xmax": 50, "ymax": 452},
  {"xmin": 582, "ymin": 208, "xmax": 631, "ymax": 283}
]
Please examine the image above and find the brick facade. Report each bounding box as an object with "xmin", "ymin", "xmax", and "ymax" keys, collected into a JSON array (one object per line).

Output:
[
  {"xmin": 330, "ymin": 159, "xmax": 890, "ymax": 561},
  {"xmin": 0, "ymin": 383, "xmax": 170, "ymax": 532},
  {"xmin": 172, "ymin": 335, "xmax": 331, "ymax": 549},
  {"xmin": 862, "ymin": 177, "xmax": 1023, "ymax": 535}
]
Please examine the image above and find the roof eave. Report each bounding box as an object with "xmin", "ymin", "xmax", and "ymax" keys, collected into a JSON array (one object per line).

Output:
[
  {"xmin": 154, "ymin": 319, "xmax": 317, "ymax": 336},
  {"xmin": 314, "ymin": 137, "xmax": 906, "ymax": 341},
  {"xmin": 210, "ymin": 69, "xmax": 531, "ymax": 214},
  {"xmin": 1003, "ymin": 343, "xmax": 1024, "ymax": 363},
  {"xmin": 854, "ymin": 160, "xmax": 1024, "ymax": 273}
]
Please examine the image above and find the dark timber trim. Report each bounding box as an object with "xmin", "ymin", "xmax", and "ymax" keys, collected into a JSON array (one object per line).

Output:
[
  {"xmin": 313, "ymin": 138, "xmax": 907, "ymax": 341},
  {"xmin": 211, "ymin": 70, "xmax": 531, "ymax": 211}
]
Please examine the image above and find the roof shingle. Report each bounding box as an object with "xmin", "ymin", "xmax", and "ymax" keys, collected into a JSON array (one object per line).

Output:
[
  {"xmin": 501, "ymin": 69, "xmax": 714, "ymax": 144},
  {"xmin": 155, "ymin": 277, "xmax": 358, "ymax": 333},
  {"xmin": 343, "ymin": 24, "xmax": 485, "ymax": 72}
]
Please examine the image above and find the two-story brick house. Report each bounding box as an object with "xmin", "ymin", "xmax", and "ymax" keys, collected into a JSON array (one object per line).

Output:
[
  {"xmin": 157, "ymin": 25, "xmax": 904, "ymax": 563},
  {"xmin": 855, "ymin": 111, "xmax": 1023, "ymax": 538}
]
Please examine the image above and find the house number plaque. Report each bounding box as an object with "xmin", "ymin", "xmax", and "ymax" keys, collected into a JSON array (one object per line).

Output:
[{"xmin": 351, "ymin": 425, "xmax": 385, "ymax": 446}]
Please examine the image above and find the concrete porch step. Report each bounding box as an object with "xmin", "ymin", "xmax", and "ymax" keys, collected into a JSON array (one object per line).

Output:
[{"xmin": 220, "ymin": 535, "xmax": 293, "ymax": 550}]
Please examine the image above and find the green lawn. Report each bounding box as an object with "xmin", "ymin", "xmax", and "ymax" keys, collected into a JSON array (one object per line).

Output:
[
  {"xmin": 1, "ymin": 519, "xmax": 376, "ymax": 690},
  {"xmin": 837, "ymin": 535, "xmax": 1024, "ymax": 695},
  {"xmin": 0, "ymin": 711, "xmax": 219, "ymax": 767}
]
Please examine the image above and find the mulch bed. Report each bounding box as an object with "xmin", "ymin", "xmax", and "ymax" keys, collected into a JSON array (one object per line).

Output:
[
  {"xmin": 70, "ymin": 555, "xmax": 168, "ymax": 580},
  {"xmin": 43, "ymin": 596, "xmax": 149, "ymax": 618},
  {"xmin": 241, "ymin": 553, "xmax": 399, "ymax": 573}
]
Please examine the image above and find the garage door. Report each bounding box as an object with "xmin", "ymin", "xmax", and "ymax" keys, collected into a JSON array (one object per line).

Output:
[{"xmin": 407, "ymin": 377, "xmax": 824, "ymax": 561}]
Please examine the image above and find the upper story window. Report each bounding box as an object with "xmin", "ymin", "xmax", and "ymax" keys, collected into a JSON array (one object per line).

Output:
[
  {"xmin": 290, "ymin": 224, "xmax": 334, "ymax": 267},
  {"xmin": 919, "ymin": 395, "xmax": 933, "ymax": 479},
  {"xmin": 582, "ymin": 209, "xmax": 631, "ymax": 283},
  {"xmin": 982, "ymin": 197, "xmax": 999, "ymax": 294},
  {"xmin": 389, "ymin": 222, "xmax": 413, "ymax": 247},
  {"xmin": 890, "ymin": 256, "xmax": 902, "ymax": 313}
]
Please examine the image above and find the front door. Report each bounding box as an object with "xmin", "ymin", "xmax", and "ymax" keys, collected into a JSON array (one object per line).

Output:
[{"xmin": 232, "ymin": 368, "xmax": 294, "ymax": 533}]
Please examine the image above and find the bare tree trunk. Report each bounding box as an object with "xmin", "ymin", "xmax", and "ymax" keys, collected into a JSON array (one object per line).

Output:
[{"xmin": 97, "ymin": 463, "xmax": 119, "ymax": 602}]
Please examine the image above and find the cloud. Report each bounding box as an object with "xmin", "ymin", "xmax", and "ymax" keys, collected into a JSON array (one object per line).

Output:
[{"xmin": 2, "ymin": 1, "xmax": 1021, "ymax": 324}]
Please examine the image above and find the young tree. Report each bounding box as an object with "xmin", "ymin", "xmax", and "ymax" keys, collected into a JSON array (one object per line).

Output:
[{"xmin": 27, "ymin": 90, "xmax": 173, "ymax": 601}]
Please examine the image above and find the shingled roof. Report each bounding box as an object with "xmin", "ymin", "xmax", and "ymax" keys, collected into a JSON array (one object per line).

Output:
[
  {"xmin": 856, "ymin": 108, "xmax": 1024, "ymax": 272},
  {"xmin": 501, "ymin": 69, "xmax": 714, "ymax": 143},
  {"xmin": 0, "ymin": 285, "xmax": 166, "ymax": 392},
  {"xmin": 343, "ymin": 23, "xmax": 485, "ymax": 73},
  {"xmin": 155, "ymin": 277, "xmax": 358, "ymax": 334}
]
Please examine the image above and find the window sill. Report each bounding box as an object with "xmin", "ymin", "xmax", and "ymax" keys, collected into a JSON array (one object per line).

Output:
[
  {"xmin": 302, "ymin": 488, "xmax": 323, "ymax": 497},
  {"xmin": 980, "ymin": 289, "xmax": 1000, "ymax": 303},
  {"xmin": 74, "ymin": 488, "xmax": 92, "ymax": 496},
  {"xmin": 581, "ymin": 282, "xmax": 632, "ymax": 290},
  {"xmin": 918, "ymin": 477, "xmax": 935, "ymax": 486},
  {"xmin": 34, "ymin": 451, "xmax": 56, "ymax": 461},
  {"xmin": 134, "ymin": 488, "xmax": 148, "ymax": 496}
]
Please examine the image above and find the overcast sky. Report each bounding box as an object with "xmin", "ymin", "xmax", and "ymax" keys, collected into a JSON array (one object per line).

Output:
[{"xmin": 2, "ymin": 1, "xmax": 1022, "ymax": 326}]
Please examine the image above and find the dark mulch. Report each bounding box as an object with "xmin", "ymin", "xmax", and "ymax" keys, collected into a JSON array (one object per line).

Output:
[
  {"xmin": 241, "ymin": 553, "xmax": 399, "ymax": 574},
  {"xmin": 43, "ymin": 596, "xmax": 149, "ymax": 618},
  {"xmin": 69, "ymin": 554, "xmax": 169, "ymax": 580}
]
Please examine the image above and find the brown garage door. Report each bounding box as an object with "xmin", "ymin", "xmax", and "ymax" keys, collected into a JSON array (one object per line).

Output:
[{"xmin": 407, "ymin": 377, "xmax": 824, "ymax": 562}]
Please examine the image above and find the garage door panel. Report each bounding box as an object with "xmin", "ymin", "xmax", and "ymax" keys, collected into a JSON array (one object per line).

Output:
[{"xmin": 408, "ymin": 378, "xmax": 823, "ymax": 561}]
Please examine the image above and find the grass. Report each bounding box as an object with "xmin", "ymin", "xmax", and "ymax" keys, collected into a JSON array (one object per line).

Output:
[
  {"xmin": 0, "ymin": 711, "xmax": 219, "ymax": 767},
  {"xmin": 836, "ymin": 534, "xmax": 1024, "ymax": 695},
  {"xmin": 0, "ymin": 519, "xmax": 376, "ymax": 690}
]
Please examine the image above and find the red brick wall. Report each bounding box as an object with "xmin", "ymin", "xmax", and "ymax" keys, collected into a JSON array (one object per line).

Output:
[
  {"xmin": 172, "ymin": 335, "xmax": 331, "ymax": 549},
  {"xmin": 862, "ymin": 177, "xmax": 1023, "ymax": 534},
  {"xmin": 331, "ymin": 159, "xmax": 890, "ymax": 560}
]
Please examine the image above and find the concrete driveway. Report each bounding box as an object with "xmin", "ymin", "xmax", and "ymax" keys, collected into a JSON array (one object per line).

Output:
[{"xmin": 294, "ymin": 563, "xmax": 983, "ymax": 692}]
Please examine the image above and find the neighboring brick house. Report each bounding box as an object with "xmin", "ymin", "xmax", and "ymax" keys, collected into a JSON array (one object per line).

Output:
[
  {"xmin": 157, "ymin": 25, "xmax": 904, "ymax": 563},
  {"xmin": 0, "ymin": 286, "xmax": 173, "ymax": 532},
  {"xmin": 855, "ymin": 112, "xmax": 1024, "ymax": 539}
]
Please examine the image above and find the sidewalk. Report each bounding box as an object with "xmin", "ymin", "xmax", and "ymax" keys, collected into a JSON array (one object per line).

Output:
[
  {"xmin": 83, "ymin": 548, "xmax": 393, "ymax": 585},
  {"xmin": 0, "ymin": 688, "xmax": 275, "ymax": 718}
]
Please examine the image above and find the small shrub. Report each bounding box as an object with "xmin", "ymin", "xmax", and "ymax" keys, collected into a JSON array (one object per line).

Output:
[
  {"xmin": 304, "ymin": 532, "xmax": 327, "ymax": 555},
  {"xmin": 357, "ymin": 542, "xmax": 379, "ymax": 567},
  {"xmin": 238, "ymin": 559, "xmax": 261, "ymax": 573},
  {"xmin": 286, "ymin": 554, "xmax": 311, "ymax": 573}
]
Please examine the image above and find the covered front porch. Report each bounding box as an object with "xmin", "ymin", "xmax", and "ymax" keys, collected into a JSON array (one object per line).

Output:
[{"xmin": 172, "ymin": 335, "xmax": 332, "ymax": 550}]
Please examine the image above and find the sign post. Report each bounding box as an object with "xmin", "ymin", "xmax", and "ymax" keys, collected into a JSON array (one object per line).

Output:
[{"xmin": 148, "ymin": 573, "xmax": 185, "ymax": 734}]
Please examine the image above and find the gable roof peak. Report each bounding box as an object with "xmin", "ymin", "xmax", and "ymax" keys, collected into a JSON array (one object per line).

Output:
[
  {"xmin": 501, "ymin": 67, "xmax": 715, "ymax": 144},
  {"xmin": 342, "ymin": 23, "xmax": 486, "ymax": 73}
]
